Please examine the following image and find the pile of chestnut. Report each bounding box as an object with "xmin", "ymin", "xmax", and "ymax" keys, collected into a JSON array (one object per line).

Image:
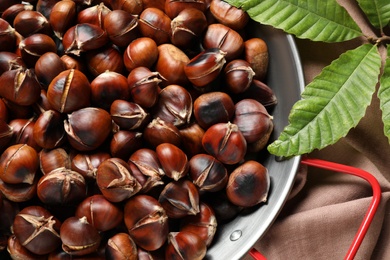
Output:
[{"xmin": 0, "ymin": 0, "xmax": 277, "ymax": 259}]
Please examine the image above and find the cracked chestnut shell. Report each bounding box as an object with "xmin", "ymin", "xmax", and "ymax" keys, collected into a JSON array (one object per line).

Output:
[
  {"xmin": 64, "ymin": 107, "xmax": 112, "ymax": 151},
  {"xmin": 165, "ymin": 231, "xmax": 206, "ymax": 260},
  {"xmin": 12, "ymin": 205, "xmax": 61, "ymax": 255},
  {"xmin": 60, "ymin": 216, "xmax": 101, "ymax": 256},
  {"xmin": 110, "ymin": 99, "xmax": 150, "ymax": 130},
  {"xmin": 47, "ymin": 69, "xmax": 91, "ymax": 114},
  {"xmin": 71, "ymin": 152, "xmax": 111, "ymax": 181},
  {"xmin": 226, "ymin": 160, "xmax": 270, "ymax": 207},
  {"xmin": 96, "ymin": 158, "xmax": 142, "ymax": 202},
  {"xmin": 33, "ymin": 109, "xmax": 66, "ymax": 149},
  {"xmin": 106, "ymin": 233, "xmax": 138, "ymax": 260},
  {"xmin": 143, "ymin": 117, "xmax": 182, "ymax": 148},
  {"xmin": 124, "ymin": 194, "xmax": 169, "ymax": 251},
  {"xmin": 39, "ymin": 147, "xmax": 71, "ymax": 175},
  {"xmin": 139, "ymin": 7, "xmax": 171, "ymax": 45}
]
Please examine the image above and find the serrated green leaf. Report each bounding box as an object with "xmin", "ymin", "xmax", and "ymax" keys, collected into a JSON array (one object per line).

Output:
[
  {"xmin": 226, "ymin": 0, "xmax": 363, "ymax": 42},
  {"xmin": 268, "ymin": 44, "xmax": 381, "ymax": 157},
  {"xmin": 378, "ymin": 46, "xmax": 390, "ymax": 143},
  {"xmin": 356, "ymin": 0, "xmax": 390, "ymax": 29}
]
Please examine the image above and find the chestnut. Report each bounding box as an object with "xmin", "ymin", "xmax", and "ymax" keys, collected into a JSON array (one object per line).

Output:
[
  {"xmin": 224, "ymin": 59, "xmax": 255, "ymax": 94},
  {"xmin": 138, "ymin": 7, "xmax": 171, "ymax": 45},
  {"xmin": 9, "ymin": 117, "xmax": 40, "ymax": 151},
  {"xmin": 96, "ymin": 158, "xmax": 142, "ymax": 202},
  {"xmin": 110, "ymin": 130, "xmax": 143, "ymax": 161},
  {"xmin": 236, "ymin": 79, "xmax": 277, "ymax": 108},
  {"xmin": 71, "ymin": 152, "xmax": 111, "ymax": 181},
  {"xmin": 179, "ymin": 122, "xmax": 205, "ymax": 158},
  {"xmin": 13, "ymin": 10, "xmax": 51, "ymax": 38},
  {"xmin": 226, "ymin": 160, "xmax": 270, "ymax": 207},
  {"xmin": 75, "ymin": 194, "xmax": 124, "ymax": 232},
  {"xmin": 193, "ymin": 91, "xmax": 235, "ymax": 129},
  {"xmin": 33, "ymin": 109, "xmax": 66, "ymax": 149},
  {"xmin": 128, "ymin": 160, "xmax": 164, "ymax": 193},
  {"xmin": 202, "ymin": 122, "xmax": 247, "ymax": 165},
  {"xmin": 128, "ymin": 148, "xmax": 165, "ymax": 185},
  {"xmin": 0, "ymin": 18, "xmax": 16, "ymax": 52},
  {"xmin": 0, "ymin": 173, "xmax": 38, "ymax": 202},
  {"xmin": 0, "ymin": 68, "xmax": 42, "ymax": 106},
  {"xmin": 12, "ymin": 205, "xmax": 62, "ymax": 255},
  {"xmin": 0, "ymin": 51, "xmax": 25, "ymax": 75},
  {"xmin": 143, "ymin": 117, "xmax": 182, "ymax": 148},
  {"xmin": 184, "ymin": 48, "xmax": 226, "ymax": 88},
  {"xmin": 103, "ymin": 9, "xmax": 139, "ymax": 48},
  {"xmin": 106, "ymin": 233, "xmax": 138, "ymax": 260},
  {"xmin": 60, "ymin": 54, "xmax": 87, "ymax": 72},
  {"xmin": 124, "ymin": 194, "xmax": 169, "ymax": 251},
  {"xmin": 180, "ymin": 202, "xmax": 217, "ymax": 247},
  {"xmin": 156, "ymin": 143, "xmax": 189, "ymax": 181},
  {"xmin": 153, "ymin": 84, "xmax": 192, "ymax": 127},
  {"xmin": 155, "ymin": 44, "xmax": 190, "ymax": 86},
  {"xmin": 47, "ymin": 69, "xmax": 91, "ymax": 113},
  {"xmin": 3, "ymin": 4, "xmax": 33, "ymax": 25},
  {"xmin": 158, "ymin": 179, "xmax": 200, "ymax": 219},
  {"xmin": 62, "ymin": 23, "xmax": 109, "ymax": 56},
  {"xmin": 60, "ymin": 216, "xmax": 101, "ymax": 256},
  {"xmin": 34, "ymin": 52, "xmax": 67, "ymax": 88},
  {"xmin": 110, "ymin": 0, "xmax": 143, "ymax": 15},
  {"xmin": 0, "ymin": 144, "xmax": 39, "ymax": 185},
  {"xmin": 244, "ymin": 37, "xmax": 269, "ymax": 81},
  {"xmin": 123, "ymin": 37, "xmax": 158, "ymax": 72},
  {"xmin": 164, "ymin": 0, "xmax": 207, "ymax": 19},
  {"xmin": 37, "ymin": 167, "xmax": 86, "ymax": 205},
  {"xmin": 86, "ymin": 44, "xmax": 125, "ymax": 77},
  {"xmin": 203, "ymin": 23, "xmax": 244, "ymax": 61},
  {"xmin": 110, "ymin": 100, "xmax": 150, "ymax": 130},
  {"xmin": 78, "ymin": 2, "xmax": 111, "ymax": 29},
  {"xmin": 165, "ymin": 231, "xmax": 206, "ymax": 260},
  {"xmin": 188, "ymin": 153, "xmax": 228, "ymax": 192},
  {"xmin": 18, "ymin": 33, "xmax": 57, "ymax": 67},
  {"xmin": 209, "ymin": 0, "xmax": 249, "ymax": 31},
  {"xmin": 7, "ymin": 235, "xmax": 45, "ymax": 260},
  {"xmin": 39, "ymin": 148, "xmax": 71, "ymax": 175},
  {"xmin": 49, "ymin": 0, "xmax": 77, "ymax": 40},
  {"xmin": 90, "ymin": 71, "xmax": 130, "ymax": 110}
]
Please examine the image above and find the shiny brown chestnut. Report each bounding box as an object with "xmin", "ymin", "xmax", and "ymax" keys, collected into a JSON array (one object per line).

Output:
[
  {"xmin": 49, "ymin": 0, "xmax": 77, "ymax": 40},
  {"xmin": 143, "ymin": 117, "xmax": 182, "ymax": 148},
  {"xmin": 184, "ymin": 48, "xmax": 226, "ymax": 88},
  {"xmin": 193, "ymin": 91, "xmax": 235, "ymax": 130},
  {"xmin": 0, "ymin": 18, "xmax": 16, "ymax": 52},
  {"xmin": 226, "ymin": 160, "xmax": 270, "ymax": 207},
  {"xmin": 110, "ymin": 130, "xmax": 143, "ymax": 161},
  {"xmin": 236, "ymin": 79, "xmax": 277, "ymax": 108},
  {"xmin": 170, "ymin": 8, "xmax": 207, "ymax": 48},
  {"xmin": 71, "ymin": 152, "xmax": 111, "ymax": 181},
  {"xmin": 64, "ymin": 107, "xmax": 112, "ymax": 151},
  {"xmin": 47, "ymin": 69, "xmax": 91, "ymax": 113},
  {"xmin": 188, "ymin": 153, "xmax": 228, "ymax": 192},
  {"xmin": 0, "ymin": 68, "xmax": 42, "ymax": 106},
  {"xmin": 244, "ymin": 37, "xmax": 269, "ymax": 81},
  {"xmin": 9, "ymin": 117, "xmax": 40, "ymax": 151},
  {"xmin": 0, "ymin": 0, "xmax": 21, "ymax": 15},
  {"xmin": 2, "ymin": 4, "xmax": 34, "ymax": 25},
  {"xmin": 202, "ymin": 122, "xmax": 247, "ymax": 165},
  {"xmin": 164, "ymin": 0, "xmax": 207, "ymax": 19},
  {"xmin": 7, "ymin": 235, "xmax": 44, "ymax": 260},
  {"xmin": 78, "ymin": 2, "xmax": 111, "ymax": 28},
  {"xmin": 34, "ymin": 52, "xmax": 67, "ymax": 88},
  {"xmin": 209, "ymin": 0, "xmax": 249, "ymax": 31},
  {"xmin": 224, "ymin": 59, "xmax": 255, "ymax": 94},
  {"xmin": 39, "ymin": 148, "xmax": 71, "ymax": 175},
  {"xmin": 155, "ymin": 44, "xmax": 190, "ymax": 86},
  {"xmin": 13, "ymin": 10, "xmax": 51, "ymax": 38},
  {"xmin": 62, "ymin": 23, "xmax": 109, "ymax": 56},
  {"xmin": 60, "ymin": 216, "xmax": 101, "ymax": 256},
  {"xmin": 12, "ymin": 205, "xmax": 62, "ymax": 255},
  {"xmin": 106, "ymin": 233, "xmax": 138, "ymax": 260},
  {"xmin": 96, "ymin": 157, "xmax": 142, "ymax": 202},
  {"xmin": 179, "ymin": 122, "xmax": 205, "ymax": 157},
  {"xmin": 35, "ymin": 0, "xmax": 59, "ymax": 20},
  {"xmin": 0, "ymin": 144, "xmax": 39, "ymax": 185},
  {"xmin": 158, "ymin": 179, "xmax": 200, "ymax": 219},
  {"xmin": 110, "ymin": 0, "xmax": 143, "ymax": 15},
  {"xmin": 138, "ymin": 7, "xmax": 171, "ymax": 45},
  {"xmin": 18, "ymin": 33, "xmax": 57, "ymax": 67},
  {"xmin": 127, "ymin": 66, "xmax": 161, "ymax": 108},
  {"xmin": 233, "ymin": 99, "xmax": 274, "ymax": 152},
  {"xmin": 203, "ymin": 23, "xmax": 244, "ymax": 61},
  {"xmin": 86, "ymin": 44, "xmax": 125, "ymax": 77},
  {"xmin": 110, "ymin": 99, "xmax": 150, "ymax": 130},
  {"xmin": 60, "ymin": 54, "xmax": 87, "ymax": 72},
  {"xmin": 180, "ymin": 202, "xmax": 217, "ymax": 247},
  {"xmin": 0, "ymin": 51, "xmax": 25, "ymax": 75},
  {"xmin": 128, "ymin": 160, "xmax": 164, "ymax": 193},
  {"xmin": 37, "ymin": 167, "xmax": 86, "ymax": 205},
  {"xmin": 156, "ymin": 143, "xmax": 189, "ymax": 181},
  {"xmin": 75, "ymin": 194, "xmax": 123, "ymax": 232},
  {"xmin": 90, "ymin": 71, "xmax": 130, "ymax": 110},
  {"xmin": 165, "ymin": 231, "xmax": 206, "ymax": 260},
  {"xmin": 153, "ymin": 84, "xmax": 192, "ymax": 127},
  {"xmin": 123, "ymin": 37, "xmax": 158, "ymax": 72},
  {"xmin": 103, "ymin": 9, "xmax": 139, "ymax": 48},
  {"xmin": 33, "ymin": 109, "xmax": 66, "ymax": 149},
  {"xmin": 124, "ymin": 194, "xmax": 169, "ymax": 251}
]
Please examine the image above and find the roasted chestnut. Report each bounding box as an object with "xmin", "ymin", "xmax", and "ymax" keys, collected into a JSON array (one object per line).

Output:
[
  {"xmin": 34, "ymin": 52, "xmax": 67, "ymax": 88},
  {"xmin": 244, "ymin": 37, "xmax": 269, "ymax": 81},
  {"xmin": 13, "ymin": 10, "xmax": 51, "ymax": 38},
  {"xmin": 179, "ymin": 122, "xmax": 205, "ymax": 158},
  {"xmin": 0, "ymin": 51, "xmax": 25, "ymax": 75},
  {"xmin": 78, "ymin": 2, "xmax": 111, "ymax": 29},
  {"xmin": 143, "ymin": 117, "xmax": 182, "ymax": 148},
  {"xmin": 110, "ymin": 130, "xmax": 143, "ymax": 160},
  {"xmin": 164, "ymin": 0, "xmax": 207, "ymax": 19},
  {"xmin": 156, "ymin": 143, "xmax": 189, "ymax": 181},
  {"xmin": 110, "ymin": 99, "xmax": 150, "ymax": 130},
  {"xmin": 209, "ymin": 0, "xmax": 249, "ymax": 31},
  {"xmin": 71, "ymin": 152, "xmax": 111, "ymax": 181},
  {"xmin": 33, "ymin": 109, "xmax": 66, "ymax": 149},
  {"xmin": 138, "ymin": 7, "xmax": 171, "ymax": 45},
  {"xmin": 223, "ymin": 59, "xmax": 255, "ymax": 94},
  {"xmin": 165, "ymin": 231, "xmax": 206, "ymax": 260},
  {"xmin": 38, "ymin": 147, "xmax": 71, "ymax": 175},
  {"xmin": 18, "ymin": 33, "xmax": 57, "ymax": 67},
  {"xmin": 86, "ymin": 44, "xmax": 125, "ymax": 77},
  {"xmin": 49, "ymin": 0, "xmax": 77, "ymax": 40},
  {"xmin": 123, "ymin": 37, "xmax": 159, "ymax": 72},
  {"xmin": 0, "ymin": 18, "xmax": 16, "ymax": 52},
  {"xmin": 106, "ymin": 233, "xmax": 138, "ymax": 260}
]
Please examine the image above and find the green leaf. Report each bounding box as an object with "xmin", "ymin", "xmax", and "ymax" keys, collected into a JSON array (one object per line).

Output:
[
  {"xmin": 356, "ymin": 0, "xmax": 390, "ymax": 29},
  {"xmin": 378, "ymin": 46, "xmax": 390, "ymax": 143},
  {"xmin": 268, "ymin": 44, "xmax": 381, "ymax": 157},
  {"xmin": 226, "ymin": 0, "xmax": 363, "ymax": 42}
]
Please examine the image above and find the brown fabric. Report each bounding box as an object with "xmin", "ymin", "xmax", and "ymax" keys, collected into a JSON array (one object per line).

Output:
[{"xmin": 244, "ymin": 0, "xmax": 390, "ymax": 259}]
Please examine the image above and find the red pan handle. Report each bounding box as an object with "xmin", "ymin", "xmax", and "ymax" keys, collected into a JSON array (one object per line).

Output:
[{"xmin": 250, "ymin": 157, "xmax": 382, "ymax": 260}]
